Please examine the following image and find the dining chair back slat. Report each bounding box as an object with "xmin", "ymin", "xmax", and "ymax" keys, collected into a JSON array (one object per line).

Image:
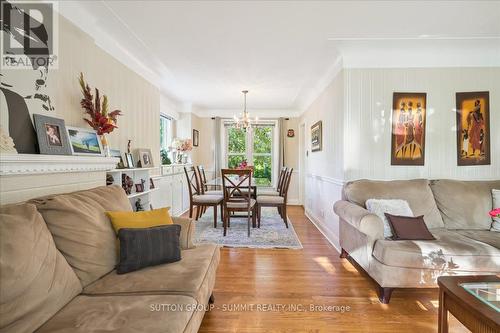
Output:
[
  {"xmin": 281, "ymin": 168, "xmax": 294, "ymax": 198},
  {"xmin": 221, "ymin": 169, "xmax": 252, "ymax": 206},
  {"xmin": 184, "ymin": 166, "xmax": 200, "ymax": 197},
  {"xmin": 197, "ymin": 165, "xmax": 208, "ymax": 193},
  {"xmin": 221, "ymin": 168, "xmax": 256, "ymax": 237},
  {"xmin": 276, "ymin": 167, "xmax": 287, "ymax": 192}
]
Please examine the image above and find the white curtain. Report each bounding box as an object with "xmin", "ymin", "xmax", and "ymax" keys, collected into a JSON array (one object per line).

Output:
[
  {"xmin": 278, "ymin": 117, "xmax": 285, "ymax": 169},
  {"xmin": 214, "ymin": 117, "xmax": 222, "ymax": 178}
]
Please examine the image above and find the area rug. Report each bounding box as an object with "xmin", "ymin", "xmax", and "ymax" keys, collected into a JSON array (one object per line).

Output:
[{"xmin": 193, "ymin": 207, "xmax": 303, "ymax": 249}]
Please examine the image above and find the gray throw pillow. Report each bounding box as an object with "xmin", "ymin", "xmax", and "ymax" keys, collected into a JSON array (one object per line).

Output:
[
  {"xmin": 492, "ymin": 189, "xmax": 500, "ymax": 232},
  {"xmin": 366, "ymin": 199, "xmax": 414, "ymax": 238},
  {"xmin": 117, "ymin": 225, "xmax": 181, "ymax": 274}
]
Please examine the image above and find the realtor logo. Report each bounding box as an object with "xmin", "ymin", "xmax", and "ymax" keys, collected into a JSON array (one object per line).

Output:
[{"xmin": 1, "ymin": 0, "xmax": 59, "ymax": 69}]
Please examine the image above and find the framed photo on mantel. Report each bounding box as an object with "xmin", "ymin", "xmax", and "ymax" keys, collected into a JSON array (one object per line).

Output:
[
  {"xmin": 456, "ymin": 91, "xmax": 490, "ymax": 166},
  {"xmin": 390, "ymin": 92, "xmax": 427, "ymax": 166}
]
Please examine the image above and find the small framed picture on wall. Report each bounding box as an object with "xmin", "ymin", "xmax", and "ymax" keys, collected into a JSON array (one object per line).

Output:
[
  {"xmin": 311, "ymin": 121, "xmax": 322, "ymax": 152},
  {"xmin": 193, "ymin": 129, "xmax": 199, "ymax": 147}
]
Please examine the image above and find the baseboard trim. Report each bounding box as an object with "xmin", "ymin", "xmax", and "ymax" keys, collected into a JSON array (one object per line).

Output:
[{"xmin": 304, "ymin": 209, "xmax": 341, "ymax": 253}]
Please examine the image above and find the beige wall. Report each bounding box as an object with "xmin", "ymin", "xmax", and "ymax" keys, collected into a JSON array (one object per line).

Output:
[
  {"xmin": 2, "ymin": 15, "xmax": 162, "ymax": 166},
  {"xmin": 54, "ymin": 16, "xmax": 161, "ymax": 166},
  {"xmin": 344, "ymin": 67, "xmax": 500, "ymax": 180},
  {"xmin": 299, "ymin": 70, "xmax": 345, "ymax": 250},
  {"xmin": 191, "ymin": 114, "xmax": 215, "ymax": 172}
]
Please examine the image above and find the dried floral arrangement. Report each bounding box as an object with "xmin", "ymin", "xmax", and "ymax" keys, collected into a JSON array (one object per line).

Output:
[{"xmin": 79, "ymin": 72, "xmax": 122, "ymax": 135}]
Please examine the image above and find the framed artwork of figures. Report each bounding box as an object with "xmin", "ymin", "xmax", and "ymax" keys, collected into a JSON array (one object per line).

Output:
[
  {"xmin": 456, "ymin": 91, "xmax": 490, "ymax": 166},
  {"xmin": 391, "ymin": 92, "xmax": 427, "ymax": 165}
]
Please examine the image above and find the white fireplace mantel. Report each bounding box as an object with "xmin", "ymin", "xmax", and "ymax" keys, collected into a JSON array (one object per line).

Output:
[{"xmin": 0, "ymin": 154, "xmax": 119, "ymax": 176}]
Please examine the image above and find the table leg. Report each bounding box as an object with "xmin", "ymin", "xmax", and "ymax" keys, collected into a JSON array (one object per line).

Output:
[{"xmin": 438, "ymin": 289, "xmax": 448, "ymax": 333}]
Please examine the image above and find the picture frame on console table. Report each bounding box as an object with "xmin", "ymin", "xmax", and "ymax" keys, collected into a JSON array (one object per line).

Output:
[
  {"xmin": 456, "ymin": 91, "xmax": 490, "ymax": 166},
  {"xmin": 66, "ymin": 126, "xmax": 103, "ymax": 156},
  {"xmin": 138, "ymin": 148, "xmax": 154, "ymax": 168},
  {"xmin": 33, "ymin": 114, "xmax": 72, "ymax": 155},
  {"xmin": 390, "ymin": 92, "xmax": 427, "ymax": 166}
]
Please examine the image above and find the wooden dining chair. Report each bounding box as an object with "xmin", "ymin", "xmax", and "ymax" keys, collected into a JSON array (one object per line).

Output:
[
  {"xmin": 196, "ymin": 165, "xmax": 222, "ymax": 195},
  {"xmin": 221, "ymin": 169, "xmax": 256, "ymax": 237},
  {"xmin": 184, "ymin": 166, "xmax": 224, "ymax": 228},
  {"xmin": 256, "ymin": 168, "xmax": 293, "ymax": 228},
  {"xmin": 258, "ymin": 166, "xmax": 287, "ymax": 197}
]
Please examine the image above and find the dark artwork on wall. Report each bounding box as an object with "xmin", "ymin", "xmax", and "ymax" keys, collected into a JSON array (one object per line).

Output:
[
  {"xmin": 391, "ymin": 92, "xmax": 427, "ymax": 166},
  {"xmin": 311, "ymin": 121, "xmax": 322, "ymax": 152},
  {"xmin": 0, "ymin": 1, "xmax": 56, "ymax": 153},
  {"xmin": 456, "ymin": 91, "xmax": 490, "ymax": 166},
  {"xmin": 193, "ymin": 129, "xmax": 199, "ymax": 147}
]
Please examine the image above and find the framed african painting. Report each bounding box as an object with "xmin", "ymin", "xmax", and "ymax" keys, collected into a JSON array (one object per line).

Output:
[
  {"xmin": 456, "ymin": 91, "xmax": 490, "ymax": 166},
  {"xmin": 391, "ymin": 92, "xmax": 427, "ymax": 166}
]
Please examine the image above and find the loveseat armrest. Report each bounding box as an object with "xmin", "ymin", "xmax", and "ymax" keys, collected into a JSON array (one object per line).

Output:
[
  {"xmin": 333, "ymin": 200, "xmax": 384, "ymax": 240},
  {"xmin": 172, "ymin": 217, "xmax": 196, "ymax": 249}
]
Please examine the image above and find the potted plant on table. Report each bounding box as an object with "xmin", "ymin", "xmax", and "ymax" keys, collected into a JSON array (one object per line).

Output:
[
  {"xmin": 79, "ymin": 73, "xmax": 122, "ymax": 156},
  {"xmin": 171, "ymin": 138, "xmax": 193, "ymax": 164}
]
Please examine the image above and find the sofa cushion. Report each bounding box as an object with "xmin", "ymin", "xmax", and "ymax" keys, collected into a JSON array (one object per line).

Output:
[
  {"xmin": 492, "ymin": 189, "xmax": 500, "ymax": 231},
  {"xmin": 454, "ymin": 230, "xmax": 500, "ymax": 249},
  {"xmin": 36, "ymin": 294, "xmax": 197, "ymax": 333},
  {"xmin": 117, "ymin": 225, "xmax": 182, "ymax": 274},
  {"xmin": 30, "ymin": 185, "xmax": 132, "ymax": 287},
  {"xmin": 83, "ymin": 243, "xmax": 220, "ymax": 304},
  {"xmin": 0, "ymin": 203, "xmax": 82, "ymax": 332},
  {"xmin": 172, "ymin": 217, "xmax": 196, "ymax": 250},
  {"xmin": 343, "ymin": 179, "xmax": 444, "ymax": 229},
  {"xmin": 372, "ymin": 229, "xmax": 500, "ymax": 272},
  {"xmin": 106, "ymin": 207, "xmax": 173, "ymax": 233},
  {"xmin": 430, "ymin": 179, "xmax": 500, "ymax": 230},
  {"xmin": 366, "ymin": 199, "xmax": 413, "ymax": 238},
  {"xmin": 385, "ymin": 214, "xmax": 435, "ymax": 240}
]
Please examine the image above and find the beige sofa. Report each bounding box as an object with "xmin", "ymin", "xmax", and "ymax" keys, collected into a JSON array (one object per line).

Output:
[
  {"xmin": 0, "ymin": 185, "xmax": 220, "ymax": 333},
  {"xmin": 333, "ymin": 179, "xmax": 500, "ymax": 303}
]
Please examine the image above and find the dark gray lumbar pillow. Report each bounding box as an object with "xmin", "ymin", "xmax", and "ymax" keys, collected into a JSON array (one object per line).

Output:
[{"xmin": 117, "ymin": 225, "xmax": 181, "ymax": 274}]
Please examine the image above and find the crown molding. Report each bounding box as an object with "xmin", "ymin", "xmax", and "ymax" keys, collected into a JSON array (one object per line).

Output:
[{"xmin": 296, "ymin": 56, "xmax": 344, "ymax": 116}]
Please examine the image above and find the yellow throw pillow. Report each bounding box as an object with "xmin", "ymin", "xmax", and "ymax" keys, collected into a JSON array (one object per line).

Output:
[{"xmin": 106, "ymin": 208, "xmax": 173, "ymax": 234}]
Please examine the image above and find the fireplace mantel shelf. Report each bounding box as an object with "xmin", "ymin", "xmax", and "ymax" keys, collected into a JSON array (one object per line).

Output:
[{"xmin": 0, "ymin": 154, "xmax": 119, "ymax": 176}]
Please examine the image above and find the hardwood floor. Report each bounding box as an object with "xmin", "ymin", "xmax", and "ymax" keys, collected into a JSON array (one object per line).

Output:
[{"xmin": 195, "ymin": 206, "xmax": 469, "ymax": 333}]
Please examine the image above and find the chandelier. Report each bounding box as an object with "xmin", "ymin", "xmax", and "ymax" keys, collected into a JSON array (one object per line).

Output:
[{"xmin": 233, "ymin": 90, "xmax": 257, "ymax": 131}]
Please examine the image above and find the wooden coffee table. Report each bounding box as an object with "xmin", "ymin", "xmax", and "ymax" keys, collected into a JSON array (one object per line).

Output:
[{"xmin": 438, "ymin": 275, "xmax": 500, "ymax": 333}]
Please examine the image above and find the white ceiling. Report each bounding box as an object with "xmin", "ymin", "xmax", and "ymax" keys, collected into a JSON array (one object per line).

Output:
[{"xmin": 59, "ymin": 1, "xmax": 500, "ymax": 115}]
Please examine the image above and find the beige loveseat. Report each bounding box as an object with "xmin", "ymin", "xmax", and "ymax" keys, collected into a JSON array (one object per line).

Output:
[
  {"xmin": 333, "ymin": 179, "xmax": 500, "ymax": 303},
  {"xmin": 0, "ymin": 185, "xmax": 220, "ymax": 332}
]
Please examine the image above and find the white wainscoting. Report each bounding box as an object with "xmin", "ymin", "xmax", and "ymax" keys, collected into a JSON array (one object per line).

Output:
[{"xmin": 304, "ymin": 173, "xmax": 344, "ymax": 252}]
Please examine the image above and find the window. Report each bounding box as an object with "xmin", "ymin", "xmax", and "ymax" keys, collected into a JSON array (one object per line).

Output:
[
  {"xmin": 160, "ymin": 115, "xmax": 172, "ymax": 162},
  {"xmin": 227, "ymin": 127, "xmax": 247, "ymax": 169},
  {"xmin": 252, "ymin": 126, "xmax": 273, "ymax": 186},
  {"xmin": 225, "ymin": 124, "xmax": 275, "ymax": 187}
]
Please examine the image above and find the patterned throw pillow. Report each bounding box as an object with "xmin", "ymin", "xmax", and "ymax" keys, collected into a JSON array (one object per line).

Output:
[
  {"xmin": 366, "ymin": 199, "xmax": 414, "ymax": 238},
  {"xmin": 117, "ymin": 225, "xmax": 181, "ymax": 274},
  {"xmin": 492, "ymin": 189, "xmax": 500, "ymax": 232}
]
